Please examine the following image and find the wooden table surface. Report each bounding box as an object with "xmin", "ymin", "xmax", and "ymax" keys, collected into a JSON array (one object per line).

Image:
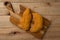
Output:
[{"xmin": 0, "ymin": 0, "xmax": 60, "ymax": 40}]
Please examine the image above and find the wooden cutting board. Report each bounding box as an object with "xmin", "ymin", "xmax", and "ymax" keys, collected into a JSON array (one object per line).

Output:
[
  {"xmin": 0, "ymin": 0, "xmax": 60, "ymax": 40},
  {"xmin": 0, "ymin": 16, "xmax": 60, "ymax": 40}
]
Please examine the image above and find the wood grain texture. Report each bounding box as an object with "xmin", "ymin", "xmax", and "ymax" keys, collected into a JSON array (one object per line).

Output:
[
  {"xmin": 0, "ymin": 2, "xmax": 60, "ymax": 16},
  {"xmin": 0, "ymin": 0, "xmax": 60, "ymax": 3},
  {"xmin": 0, "ymin": 16, "xmax": 40, "ymax": 40},
  {"xmin": 0, "ymin": 0, "xmax": 60, "ymax": 40},
  {"xmin": 0, "ymin": 16, "xmax": 60, "ymax": 40}
]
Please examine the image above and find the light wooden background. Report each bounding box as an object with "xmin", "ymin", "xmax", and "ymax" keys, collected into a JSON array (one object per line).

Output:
[{"xmin": 0, "ymin": 0, "xmax": 60, "ymax": 40}]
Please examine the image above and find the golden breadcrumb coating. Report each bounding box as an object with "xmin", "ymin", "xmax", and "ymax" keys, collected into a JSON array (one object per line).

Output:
[
  {"xmin": 30, "ymin": 13, "xmax": 43, "ymax": 32},
  {"xmin": 18, "ymin": 8, "xmax": 32, "ymax": 31},
  {"xmin": 10, "ymin": 16, "xmax": 20, "ymax": 25}
]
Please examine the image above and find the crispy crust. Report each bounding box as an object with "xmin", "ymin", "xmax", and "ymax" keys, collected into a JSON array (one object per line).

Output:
[
  {"xmin": 30, "ymin": 13, "xmax": 43, "ymax": 32},
  {"xmin": 17, "ymin": 8, "xmax": 32, "ymax": 31}
]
